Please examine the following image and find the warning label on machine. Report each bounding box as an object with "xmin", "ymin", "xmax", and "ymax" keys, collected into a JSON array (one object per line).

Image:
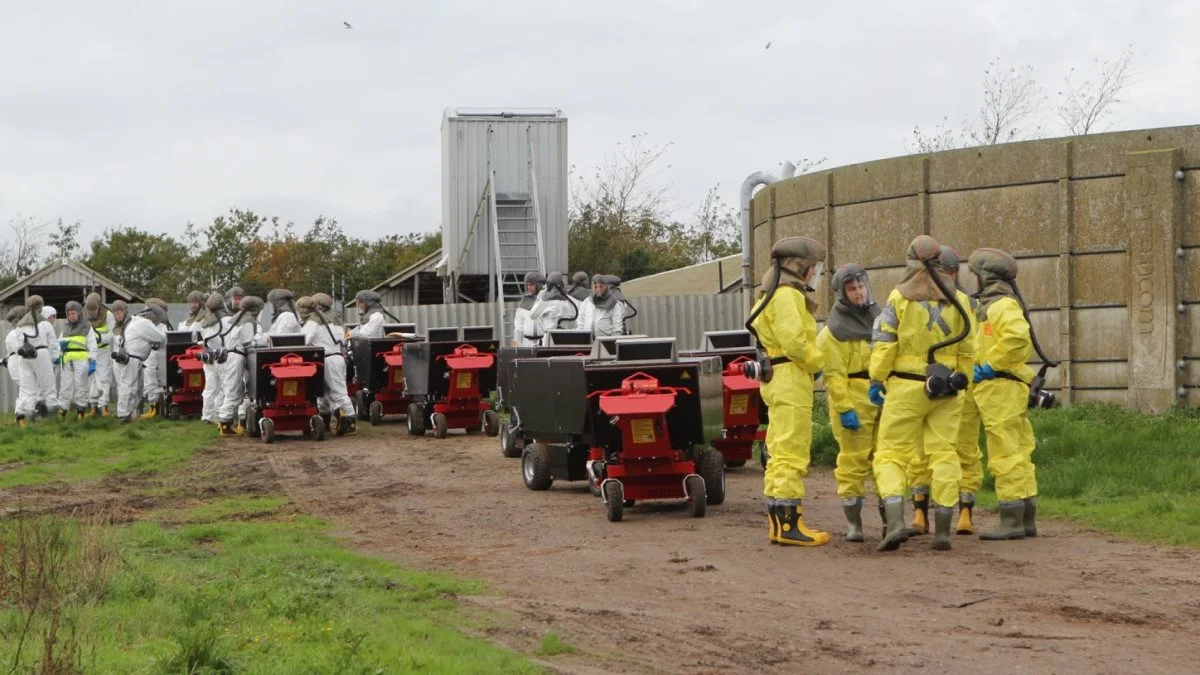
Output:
[
  {"xmin": 729, "ymin": 394, "xmax": 749, "ymax": 415},
  {"xmin": 456, "ymin": 372, "xmax": 473, "ymax": 390},
  {"xmin": 283, "ymin": 381, "xmax": 298, "ymax": 398},
  {"xmin": 631, "ymin": 418, "xmax": 656, "ymax": 444}
]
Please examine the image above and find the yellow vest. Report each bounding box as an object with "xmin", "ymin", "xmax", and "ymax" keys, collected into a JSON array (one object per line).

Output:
[
  {"xmin": 94, "ymin": 323, "xmax": 110, "ymax": 350},
  {"xmin": 63, "ymin": 334, "xmax": 89, "ymax": 362}
]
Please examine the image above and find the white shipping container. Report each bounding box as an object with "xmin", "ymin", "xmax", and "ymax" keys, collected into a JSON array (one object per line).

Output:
[{"xmin": 440, "ymin": 108, "xmax": 569, "ymax": 279}]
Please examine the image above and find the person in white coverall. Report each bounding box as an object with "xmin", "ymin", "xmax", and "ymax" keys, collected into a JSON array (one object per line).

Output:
[
  {"xmin": 578, "ymin": 274, "xmax": 625, "ymax": 338},
  {"xmin": 5, "ymin": 306, "xmax": 32, "ymax": 426},
  {"xmin": 301, "ymin": 294, "xmax": 357, "ymax": 434},
  {"xmin": 215, "ymin": 296, "xmax": 263, "ymax": 436},
  {"xmin": 84, "ymin": 293, "xmax": 116, "ymax": 416},
  {"xmin": 139, "ymin": 297, "xmax": 171, "ymax": 419},
  {"xmin": 266, "ymin": 289, "xmax": 302, "ymax": 335},
  {"xmin": 527, "ymin": 272, "xmax": 579, "ymax": 344},
  {"xmin": 112, "ymin": 301, "xmax": 167, "ymax": 423},
  {"xmin": 198, "ymin": 293, "xmax": 227, "ymax": 424},
  {"xmin": 56, "ymin": 300, "xmax": 97, "ymax": 418},
  {"xmin": 15, "ymin": 296, "xmax": 61, "ymax": 418},
  {"xmin": 511, "ymin": 272, "xmax": 545, "ymax": 347},
  {"xmin": 179, "ymin": 291, "xmax": 206, "ymax": 331},
  {"xmin": 349, "ymin": 290, "xmax": 386, "ymax": 340}
]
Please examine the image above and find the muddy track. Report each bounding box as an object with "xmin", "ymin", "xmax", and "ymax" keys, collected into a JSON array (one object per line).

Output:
[
  {"xmin": 6, "ymin": 426, "xmax": 1199, "ymax": 674},
  {"xmin": 244, "ymin": 426, "xmax": 1200, "ymax": 674}
]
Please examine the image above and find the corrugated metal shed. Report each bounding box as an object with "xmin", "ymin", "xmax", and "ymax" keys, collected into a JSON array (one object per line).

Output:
[
  {"xmin": 372, "ymin": 249, "xmax": 445, "ymax": 306},
  {"xmin": 0, "ymin": 259, "xmax": 140, "ymax": 312},
  {"xmin": 441, "ymin": 108, "xmax": 568, "ymax": 278}
]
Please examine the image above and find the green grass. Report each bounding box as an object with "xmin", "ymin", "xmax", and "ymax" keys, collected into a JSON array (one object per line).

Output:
[
  {"xmin": 536, "ymin": 631, "xmax": 577, "ymax": 657},
  {"xmin": 0, "ymin": 497, "xmax": 538, "ymax": 674},
  {"xmin": 0, "ymin": 416, "xmax": 217, "ymax": 488}
]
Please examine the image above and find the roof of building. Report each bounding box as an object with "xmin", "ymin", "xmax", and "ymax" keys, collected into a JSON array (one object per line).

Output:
[
  {"xmin": 371, "ymin": 249, "xmax": 445, "ymax": 291},
  {"xmin": 618, "ymin": 254, "xmax": 743, "ymax": 297},
  {"xmin": 0, "ymin": 258, "xmax": 140, "ymax": 305}
]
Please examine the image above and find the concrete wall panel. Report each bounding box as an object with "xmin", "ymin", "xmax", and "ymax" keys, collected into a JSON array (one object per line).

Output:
[
  {"xmin": 1185, "ymin": 307, "xmax": 1200, "ymax": 358},
  {"xmin": 1072, "ymin": 253, "xmax": 1127, "ymax": 307},
  {"xmin": 1072, "ymin": 361, "xmax": 1129, "ymax": 389},
  {"xmin": 831, "ymin": 156, "xmax": 924, "ymax": 205},
  {"xmin": 1071, "ymin": 126, "xmax": 1200, "ymax": 178},
  {"xmin": 1012, "ymin": 256, "xmax": 1062, "ymax": 309},
  {"xmin": 1185, "ymin": 249, "xmax": 1200, "ymax": 302},
  {"xmin": 1183, "ymin": 360, "xmax": 1200, "ymax": 387},
  {"xmin": 1073, "ymin": 177, "xmax": 1127, "ymax": 252},
  {"xmin": 1028, "ymin": 309, "xmax": 1062, "ymax": 359},
  {"xmin": 1074, "ymin": 390, "xmax": 1130, "ymax": 406},
  {"xmin": 1070, "ymin": 307, "xmax": 1129, "ymax": 360},
  {"xmin": 775, "ymin": 210, "xmax": 826, "ymax": 243},
  {"xmin": 752, "ymin": 189, "xmax": 771, "ymax": 227},
  {"xmin": 753, "ymin": 224, "xmax": 772, "ymax": 290},
  {"xmin": 929, "ymin": 183, "xmax": 1061, "ymax": 256},
  {"xmin": 1186, "ymin": 171, "xmax": 1200, "ymax": 247},
  {"xmin": 928, "ymin": 141, "xmax": 1061, "ymax": 192},
  {"xmin": 832, "ymin": 197, "xmax": 921, "ymax": 268},
  {"xmin": 774, "ymin": 174, "xmax": 828, "ymax": 216}
]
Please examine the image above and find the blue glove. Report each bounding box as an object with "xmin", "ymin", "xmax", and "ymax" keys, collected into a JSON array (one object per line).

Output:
[
  {"xmin": 54, "ymin": 356, "xmax": 61, "ymax": 365},
  {"xmin": 813, "ymin": 370, "xmax": 823, "ymax": 382},
  {"xmin": 88, "ymin": 359, "xmax": 96, "ymax": 375},
  {"xmin": 868, "ymin": 383, "xmax": 886, "ymax": 406},
  {"xmin": 973, "ymin": 364, "xmax": 996, "ymax": 384},
  {"xmin": 59, "ymin": 339, "xmax": 69, "ymax": 352},
  {"xmin": 839, "ymin": 409, "xmax": 861, "ymax": 431}
]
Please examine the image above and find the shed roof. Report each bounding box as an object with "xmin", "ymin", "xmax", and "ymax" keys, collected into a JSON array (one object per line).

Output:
[
  {"xmin": 371, "ymin": 249, "xmax": 444, "ymax": 291},
  {"xmin": 0, "ymin": 258, "xmax": 140, "ymax": 305}
]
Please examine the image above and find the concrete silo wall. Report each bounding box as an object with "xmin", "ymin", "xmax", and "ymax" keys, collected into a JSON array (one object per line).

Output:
[{"xmin": 748, "ymin": 126, "xmax": 1200, "ymax": 412}]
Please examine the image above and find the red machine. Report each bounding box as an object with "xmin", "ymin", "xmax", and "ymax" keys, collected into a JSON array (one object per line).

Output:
[
  {"xmin": 166, "ymin": 345, "xmax": 206, "ymax": 419},
  {"xmin": 429, "ymin": 344, "xmax": 497, "ymax": 439},
  {"xmin": 364, "ymin": 343, "xmax": 411, "ymax": 424},
  {"xmin": 254, "ymin": 352, "xmax": 326, "ymax": 444},
  {"xmin": 711, "ymin": 356, "xmax": 767, "ymax": 468},
  {"xmin": 588, "ymin": 372, "xmax": 707, "ymax": 522}
]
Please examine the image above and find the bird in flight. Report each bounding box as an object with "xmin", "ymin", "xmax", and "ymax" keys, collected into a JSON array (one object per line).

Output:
[
  {"xmin": 764, "ymin": 41, "xmax": 771, "ymax": 50},
  {"xmin": 344, "ymin": 21, "xmax": 353, "ymax": 29}
]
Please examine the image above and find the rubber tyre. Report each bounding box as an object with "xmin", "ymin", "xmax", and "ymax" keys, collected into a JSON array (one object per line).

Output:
[
  {"xmin": 685, "ymin": 474, "xmax": 707, "ymax": 518},
  {"xmin": 244, "ymin": 405, "xmax": 259, "ymax": 438},
  {"xmin": 259, "ymin": 417, "xmax": 275, "ymax": 445},
  {"xmin": 354, "ymin": 389, "xmax": 367, "ymax": 417},
  {"xmin": 522, "ymin": 443, "xmax": 553, "ymax": 491},
  {"xmin": 166, "ymin": 404, "xmax": 181, "ymax": 421},
  {"xmin": 696, "ymin": 448, "xmax": 726, "ymax": 505},
  {"xmin": 482, "ymin": 409, "xmax": 500, "ymax": 437},
  {"xmin": 311, "ymin": 415, "xmax": 326, "ymax": 442},
  {"xmin": 500, "ymin": 422, "xmax": 522, "ymax": 458},
  {"xmin": 588, "ymin": 477, "xmax": 602, "ymax": 498},
  {"xmin": 406, "ymin": 403, "xmax": 425, "ymax": 436},
  {"xmin": 725, "ymin": 459, "xmax": 747, "ymax": 469},
  {"xmin": 432, "ymin": 413, "xmax": 448, "ymax": 439},
  {"xmin": 603, "ymin": 481, "xmax": 624, "ymax": 522},
  {"xmin": 369, "ymin": 400, "xmax": 384, "ymax": 426}
]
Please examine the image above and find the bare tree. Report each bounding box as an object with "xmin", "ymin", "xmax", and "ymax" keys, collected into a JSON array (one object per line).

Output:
[
  {"xmin": 570, "ymin": 133, "xmax": 674, "ymax": 224},
  {"xmin": 1056, "ymin": 48, "xmax": 1135, "ymax": 135},
  {"xmin": 907, "ymin": 117, "xmax": 965, "ymax": 153},
  {"xmin": 691, "ymin": 185, "xmax": 739, "ymax": 263},
  {"xmin": 967, "ymin": 59, "xmax": 1045, "ymax": 145},
  {"xmin": 0, "ymin": 216, "xmax": 52, "ymax": 283}
]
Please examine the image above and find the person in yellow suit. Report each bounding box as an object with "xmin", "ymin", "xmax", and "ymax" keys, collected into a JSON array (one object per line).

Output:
[
  {"xmin": 968, "ymin": 248, "xmax": 1039, "ymax": 540},
  {"xmin": 750, "ymin": 237, "xmax": 828, "ymax": 547},
  {"xmin": 905, "ymin": 245, "xmax": 985, "ymax": 535},
  {"xmin": 817, "ymin": 263, "xmax": 881, "ymax": 542},
  {"xmin": 869, "ymin": 235, "xmax": 975, "ymax": 552}
]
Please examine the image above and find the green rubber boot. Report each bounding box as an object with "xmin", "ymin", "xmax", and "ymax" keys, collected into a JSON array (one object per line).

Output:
[
  {"xmin": 843, "ymin": 497, "xmax": 864, "ymax": 543},
  {"xmin": 877, "ymin": 500, "xmax": 887, "ymax": 538},
  {"xmin": 932, "ymin": 505, "xmax": 954, "ymax": 551},
  {"xmin": 979, "ymin": 501, "xmax": 1027, "ymax": 541},
  {"xmin": 767, "ymin": 500, "xmax": 780, "ymax": 544},
  {"xmin": 1023, "ymin": 497, "xmax": 1038, "ymax": 537},
  {"xmin": 878, "ymin": 498, "xmax": 914, "ymax": 552}
]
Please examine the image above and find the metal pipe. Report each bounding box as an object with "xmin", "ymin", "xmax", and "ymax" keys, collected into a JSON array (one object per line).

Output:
[
  {"xmin": 779, "ymin": 161, "xmax": 796, "ymax": 179},
  {"xmin": 740, "ymin": 170, "xmax": 779, "ymax": 317}
]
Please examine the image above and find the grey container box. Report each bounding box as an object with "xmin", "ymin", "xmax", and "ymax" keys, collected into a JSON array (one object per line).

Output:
[{"xmin": 440, "ymin": 107, "xmax": 569, "ymax": 277}]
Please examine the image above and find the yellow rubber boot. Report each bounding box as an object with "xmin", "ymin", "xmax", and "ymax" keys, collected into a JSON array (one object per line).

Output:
[
  {"xmin": 776, "ymin": 502, "xmax": 830, "ymax": 547},
  {"xmin": 911, "ymin": 490, "xmax": 930, "ymax": 535},
  {"xmin": 956, "ymin": 494, "xmax": 975, "ymax": 535},
  {"xmin": 139, "ymin": 403, "xmax": 158, "ymax": 420},
  {"xmin": 101, "ymin": 407, "xmax": 111, "ymax": 418},
  {"xmin": 16, "ymin": 416, "xmax": 29, "ymax": 429}
]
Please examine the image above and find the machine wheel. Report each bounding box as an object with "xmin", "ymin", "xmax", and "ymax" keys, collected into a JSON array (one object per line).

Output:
[
  {"xmin": 166, "ymin": 404, "xmax": 181, "ymax": 421},
  {"xmin": 245, "ymin": 405, "xmax": 260, "ymax": 438},
  {"xmin": 259, "ymin": 418, "xmax": 275, "ymax": 445},
  {"xmin": 369, "ymin": 400, "xmax": 384, "ymax": 426},
  {"xmin": 482, "ymin": 410, "xmax": 500, "ymax": 437},
  {"xmin": 685, "ymin": 475, "xmax": 707, "ymax": 518},
  {"xmin": 354, "ymin": 389, "xmax": 367, "ymax": 417},
  {"xmin": 431, "ymin": 413, "xmax": 448, "ymax": 439},
  {"xmin": 696, "ymin": 447, "xmax": 726, "ymax": 505},
  {"xmin": 499, "ymin": 422, "xmax": 522, "ymax": 458},
  {"xmin": 522, "ymin": 443, "xmax": 553, "ymax": 491},
  {"xmin": 406, "ymin": 403, "xmax": 426, "ymax": 436},
  {"xmin": 603, "ymin": 481, "xmax": 624, "ymax": 522},
  {"xmin": 311, "ymin": 415, "xmax": 327, "ymax": 441},
  {"xmin": 725, "ymin": 459, "xmax": 747, "ymax": 469}
]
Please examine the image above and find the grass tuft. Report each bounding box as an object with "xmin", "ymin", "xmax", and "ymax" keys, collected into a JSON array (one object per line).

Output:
[{"xmin": 537, "ymin": 631, "xmax": 577, "ymax": 657}]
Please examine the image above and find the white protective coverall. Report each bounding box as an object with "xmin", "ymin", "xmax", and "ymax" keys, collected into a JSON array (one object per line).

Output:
[
  {"xmin": 303, "ymin": 316, "xmax": 355, "ymax": 417},
  {"xmin": 87, "ymin": 305, "xmax": 116, "ymax": 413},
  {"xmin": 528, "ymin": 293, "xmax": 578, "ymax": 345},
  {"xmin": 349, "ymin": 309, "xmax": 385, "ymax": 340},
  {"xmin": 578, "ymin": 296, "xmax": 625, "ymax": 338},
  {"xmin": 218, "ymin": 313, "xmax": 261, "ymax": 423},
  {"xmin": 56, "ymin": 306, "xmax": 98, "ymax": 412},
  {"xmin": 114, "ymin": 316, "xmax": 165, "ymax": 419}
]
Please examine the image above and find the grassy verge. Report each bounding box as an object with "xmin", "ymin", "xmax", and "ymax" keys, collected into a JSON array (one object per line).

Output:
[
  {"xmin": 1, "ymin": 495, "xmax": 537, "ymax": 673},
  {"xmin": 0, "ymin": 416, "xmax": 217, "ymax": 489}
]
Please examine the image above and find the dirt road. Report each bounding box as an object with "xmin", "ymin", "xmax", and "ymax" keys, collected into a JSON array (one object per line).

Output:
[{"xmin": 234, "ymin": 426, "xmax": 1200, "ymax": 675}]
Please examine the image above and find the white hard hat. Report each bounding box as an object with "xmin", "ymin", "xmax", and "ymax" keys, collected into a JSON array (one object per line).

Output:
[{"xmin": 42, "ymin": 306, "xmax": 57, "ymax": 319}]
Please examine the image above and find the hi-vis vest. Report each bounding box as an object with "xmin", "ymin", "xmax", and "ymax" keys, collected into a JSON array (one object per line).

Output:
[
  {"xmin": 62, "ymin": 334, "xmax": 89, "ymax": 363},
  {"xmin": 94, "ymin": 323, "xmax": 110, "ymax": 350}
]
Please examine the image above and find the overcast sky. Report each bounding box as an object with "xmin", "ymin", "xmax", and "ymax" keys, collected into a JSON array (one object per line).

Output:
[{"xmin": 1, "ymin": 1, "xmax": 1196, "ymax": 246}]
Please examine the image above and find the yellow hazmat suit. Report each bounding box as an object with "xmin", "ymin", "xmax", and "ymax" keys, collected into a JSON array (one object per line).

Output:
[
  {"xmin": 820, "ymin": 328, "xmax": 876, "ymax": 497},
  {"xmin": 751, "ymin": 237, "xmax": 828, "ymax": 547},
  {"xmin": 870, "ymin": 236, "xmax": 975, "ymax": 551}
]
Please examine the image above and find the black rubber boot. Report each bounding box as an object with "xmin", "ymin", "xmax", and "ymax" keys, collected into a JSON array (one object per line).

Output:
[
  {"xmin": 878, "ymin": 498, "xmax": 913, "ymax": 552},
  {"xmin": 979, "ymin": 501, "xmax": 1027, "ymax": 541},
  {"xmin": 776, "ymin": 502, "xmax": 830, "ymax": 547},
  {"xmin": 843, "ymin": 497, "xmax": 865, "ymax": 543},
  {"xmin": 932, "ymin": 505, "xmax": 954, "ymax": 551},
  {"xmin": 341, "ymin": 415, "xmax": 357, "ymax": 436},
  {"xmin": 1023, "ymin": 497, "xmax": 1038, "ymax": 537},
  {"xmin": 767, "ymin": 500, "xmax": 780, "ymax": 544},
  {"xmin": 878, "ymin": 500, "xmax": 887, "ymax": 538}
]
